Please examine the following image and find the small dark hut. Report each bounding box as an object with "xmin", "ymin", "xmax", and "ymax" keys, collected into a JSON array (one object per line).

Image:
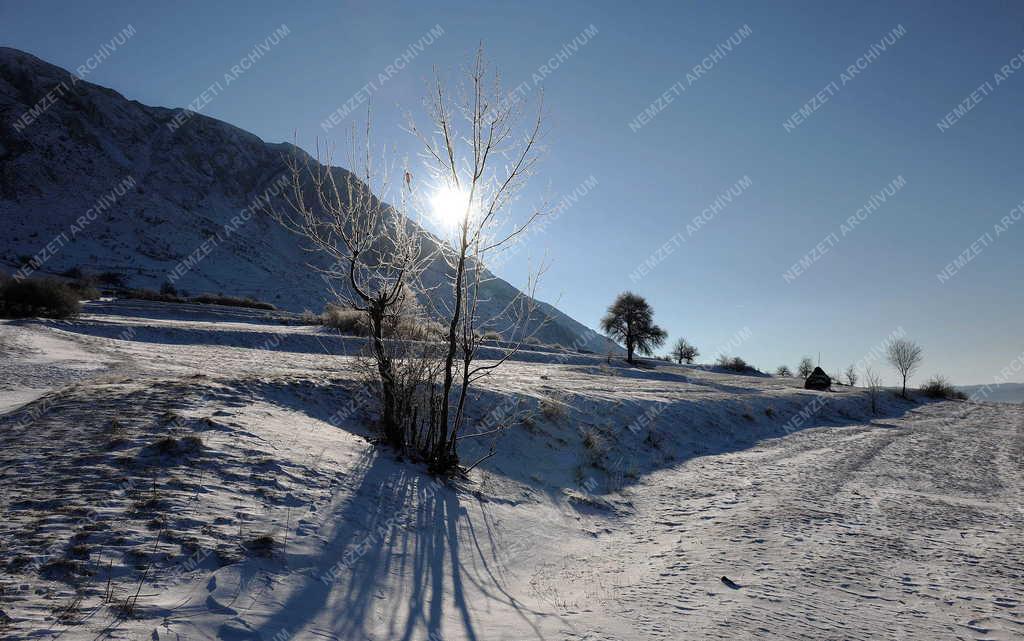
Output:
[{"xmin": 804, "ymin": 366, "xmax": 831, "ymax": 391}]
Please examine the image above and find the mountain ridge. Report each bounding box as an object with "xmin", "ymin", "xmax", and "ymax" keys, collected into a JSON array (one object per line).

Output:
[
  {"xmin": 0, "ymin": 46, "xmax": 616, "ymax": 353},
  {"xmin": 956, "ymin": 382, "xmax": 1024, "ymax": 404}
]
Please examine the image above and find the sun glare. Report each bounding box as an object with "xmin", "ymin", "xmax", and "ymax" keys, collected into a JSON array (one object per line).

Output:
[{"xmin": 430, "ymin": 186, "xmax": 472, "ymax": 226}]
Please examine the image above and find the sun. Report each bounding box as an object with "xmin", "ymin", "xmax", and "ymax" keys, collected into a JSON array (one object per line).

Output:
[{"xmin": 429, "ymin": 186, "xmax": 472, "ymax": 226}]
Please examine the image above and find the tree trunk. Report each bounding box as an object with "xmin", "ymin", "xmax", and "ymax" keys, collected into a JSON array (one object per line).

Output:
[
  {"xmin": 369, "ymin": 305, "xmax": 401, "ymax": 447},
  {"xmin": 435, "ymin": 223, "xmax": 470, "ymax": 471}
]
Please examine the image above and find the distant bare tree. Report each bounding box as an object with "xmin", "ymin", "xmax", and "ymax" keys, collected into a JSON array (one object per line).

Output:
[
  {"xmin": 671, "ymin": 338, "xmax": 699, "ymax": 364},
  {"xmin": 797, "ymin": 357, "xmax": 815, "ymax": 379},
  {"xmin": 717, "ymin": 355, "xmax": 752, "ymax": 372},
  {"xmin": 864, "ymin": 366, "xmax": 883, "ymax": 415},
  {"xmin": 776, "ymin": 365, "xmax": 792, "ymax": 377},
  {"xmin": 601, "ymin": 292, "xmax": 667, "ymax": 364},
  {"xmin": 845, "ymin": 365, "xmax": 858, "ymax": 387},
  {"xmin": 887, "ymin": 338, "xmax": 923, "ymax": 398}
]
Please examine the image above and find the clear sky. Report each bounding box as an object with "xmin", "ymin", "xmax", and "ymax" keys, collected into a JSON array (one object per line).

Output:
[{"xmin": 3, "ymin": 0, "xmax": 1022, "ymax": 385}]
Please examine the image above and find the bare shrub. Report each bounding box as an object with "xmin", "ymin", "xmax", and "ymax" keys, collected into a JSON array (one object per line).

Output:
[
  {"xmin": 798, "ymin": 357, "xmax": 814, "ymax": 378},
  {"xmin": 321, "ymin": 304, "xmax": 369, "ymax": 335},
  {"xmin": 180, "ymin": 434, "xmax": 204, "ymax": 450},
  {"xmin": 190, "ymin": 293, "xmax": 276, "ymax": 310},
  {"xmin": 845, "ymin": 365, "xmax": 858, "ymax": 387},
  {"xmin": 864, "ymin": 366, "xmax": 883, "ymax": 415},
  {"xmin": 775, "ymin": 365, "xmax": 792, "ymax": 377},
  {"xmin": 396, "ymin": 317, "xmax": 445, "ymax": 342},
  {"xmin": 580, "ymin": 427, "xmax": 608, "ymax": 468},
  {"xmin": 540, "ymin": 394, "xmax": 567, "ymax": 422},
  {"xmin": 717, "ymin": 355, "xmax": 754, "ymax": 373},
  {"xmin": 0, "ymin": 278, "xmax": 81, "ymax": 318},
  {"xmin": 122, "ymin": 288, "xmax": 275, "ymax": 309},
  {"xmin": 123, "ymin": 287, "xmax": 185, "ymax": 304},
  {"xmin": 921, "ymin": 375, "xmax": 966, "ymax": 400},
  {"xmin": 243, "ymin": 534, "xmax": 276, "ymax": 557},
  {"xmin": 322, "ymin": 297, "xmax": 441, "ymax": 342}
]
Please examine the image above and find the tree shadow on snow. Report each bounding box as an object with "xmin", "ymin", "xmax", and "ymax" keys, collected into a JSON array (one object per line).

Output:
[{"xmin": 242, "ymin": 450, "xmax": 553, "ymax": 641}]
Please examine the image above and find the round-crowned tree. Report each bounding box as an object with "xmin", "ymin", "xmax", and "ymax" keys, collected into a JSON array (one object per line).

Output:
[
  {"xmin": 671, "ymin": 337, "xmax": 699, "ymax": 364},
  {"xmin": 600, "ymin": 292, "xmax": 667, "ymax": 364}
]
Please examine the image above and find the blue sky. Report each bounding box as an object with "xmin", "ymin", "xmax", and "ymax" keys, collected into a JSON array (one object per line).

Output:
[{"xmin": 3, "ymin": 0, "xmax": 1022, "ymax": 385}]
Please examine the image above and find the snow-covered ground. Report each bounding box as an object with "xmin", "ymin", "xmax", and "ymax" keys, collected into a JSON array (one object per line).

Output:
[{"xmin": 1, "ymin": 300, "xmax": 1021, "ymax": 640}]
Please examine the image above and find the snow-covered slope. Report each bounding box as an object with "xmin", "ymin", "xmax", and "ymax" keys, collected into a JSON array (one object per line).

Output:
[
  {"xmin": 1, "ymin": 301, "xmax": 1021, "ymax": 640},
  {"xmin": 0, "ymin": 46, "xmax": 616, "ymax": 354}
]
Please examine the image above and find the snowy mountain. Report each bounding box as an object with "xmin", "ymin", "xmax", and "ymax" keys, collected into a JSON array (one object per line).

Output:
[{"xmin": 0, "ymin": 46, "xmax": 616, "ymax": 353}]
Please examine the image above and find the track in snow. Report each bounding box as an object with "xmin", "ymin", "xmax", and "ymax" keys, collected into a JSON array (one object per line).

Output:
[{"xmin": 0, "ymin": 300, "xmax": 1021, "ymax": 640}]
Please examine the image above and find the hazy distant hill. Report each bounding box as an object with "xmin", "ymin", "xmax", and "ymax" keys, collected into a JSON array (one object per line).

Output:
[
  {"xmin": 0, "ymin": 47, "xmax": 616, "ymax": 353},
  {"xmin": 956, "ymin": 383, "xmax": 1024, "ymax": 404}
]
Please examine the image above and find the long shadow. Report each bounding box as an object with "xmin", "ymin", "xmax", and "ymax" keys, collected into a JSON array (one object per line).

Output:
[
  {"xmin": 82, "ymin": 299, "xmax": 291, "ymax": 326},
  {"xmin": 241, "ymin": 451, "xmax": 549, "ymax": 641},
  {"xmin": 57, "ymin": 306, "xmax": 603, "ymax": 367},
  {"xmin": 55, "ymin": 318, "xmax": 364, "ymax": 358},
  {"xmin": 219, "ymin": 377, "xmax": 379, "ymax": 438},
  {"xmin": 232, "ymin": 450, "xmax": 401, "ymax": 640},
  {"xmin": 212, "ymin": 371, "xmax": 925, "ymax": 506},
  {"xmin": 175, "ymin": 377, "xmax": 552, "ymax": 639},
  {"xmin": 463, "ymin": 382, "xmax": 925, "ymax": 500},
  {"xmin": 146, "ymin": 371, "xmax": 923, "ymax": 638}
]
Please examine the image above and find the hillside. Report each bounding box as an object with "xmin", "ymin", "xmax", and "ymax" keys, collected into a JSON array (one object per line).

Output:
[
  {"xmin": 0, "ymin": 46, "xmax": 616, "ymax": 354},
  {"xmin": 958, "ymin": 383, "xmax": 1024, "ymax": 404},
  {"xmin": 1, "ymin": 300, "xmax": 1021, "ymax": 639}
]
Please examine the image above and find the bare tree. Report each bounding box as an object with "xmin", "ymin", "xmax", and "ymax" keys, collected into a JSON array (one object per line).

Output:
[
  {"xmin": 797, "ymin": 357, "xmax": 814, "ymax": 379},
  {"xmin": 887, "ymin": 338, "xmax": 923, "ymax": 398},
  {"xmin": 271, "ymin": 46, "xmax": 548, "ymax": 474},
  {"xmin": 845, "ymin": 365, "xmax": 858, "ymax": 387},
  {"xmin": 601, "ymin": 292, "xmax": 667, "ymax": 364},
  {"xmin": 864, "ymin": 366, "xmax": 883, "ymax": 415},
  {"xmin": 268, "ymin": 120, "xmax": 433, "ymax": 449},
  {"xmin": 671, "ymin": 338, "xmax": 699, "ymax": 364},
  {"xmin": 776, "ymin": 365, "xmax": 792, "ymax": 377},
  {"xmin": 404, "ymin": 45, "xmax": 549, "ymax": 472}
]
